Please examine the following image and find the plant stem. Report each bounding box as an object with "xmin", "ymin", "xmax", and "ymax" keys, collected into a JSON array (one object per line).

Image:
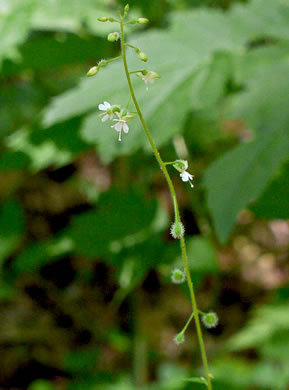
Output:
[{"xmin": 119, "ymin": 16, "xmax": 213, "ymax": 390}]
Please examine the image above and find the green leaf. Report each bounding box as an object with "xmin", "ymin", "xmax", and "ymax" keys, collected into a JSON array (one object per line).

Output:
[
  {"xmin": 64, "ymin": 348, "xmax": 99, "ymax": 375},
  {"xmin": 186, "ymin": 237, "xmax": 219, "ymax": 273},
  {"xmin": 204, "ymin": 63, "xmax": 289, "ymax": 242},
  {"xmin": 28, "ymin": 380, "xmax": 55, "ymax": 390},
  {"xmin": 31, "ymin": 0, "xmax": 114, "ymax": 35},
  {"xmin": 11, "ymin": 236, "xmax": 74, "ymax": 273},
  {"xmin": 0, "ymin": 151, "xmax": 30, "ymax": 171},
  {"xmin": 228, "ymin": 304, "xmax": 289, "ymax": 351},
  {"xmin": 42, "ymin": 0, "xmax": 289, "ymax": 162},
  {"xmin": 250, "ymin": 163, "xmax": 289, "ymax": 219},
  {"xmin": 0, "ymin": 0, "xmax": 35, "ymax": 65},
  {"xmin": 68, "ymin": 188, "xmax": 157, "ymax": 257},
  {"xmin": 0, "ymin": 198, "xmax": 24, "ymax": 266},
  {"xmin": 184, "ymin": 377, "xmax": 207, "ymax": 385}
]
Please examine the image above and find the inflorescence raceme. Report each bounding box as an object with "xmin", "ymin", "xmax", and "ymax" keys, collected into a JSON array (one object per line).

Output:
[{"xmin": 86, "ymin": 5, "xmax": 216, "ymax": 389}]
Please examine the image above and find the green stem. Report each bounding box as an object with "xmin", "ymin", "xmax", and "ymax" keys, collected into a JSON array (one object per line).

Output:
[
  {"xmin": 179, "ymin": 311, "xmax": 195, "ymax": 336},
  {"xmin": 125, "ymin": 42, "xmax": 140, "ymax": 52},
  {"xmin": 105, "ymin": 55, "xmax": 123, "ymax": 64},
  {"xmin": 119, "ymin": 16, "xmax": 213, "ymax": 390}
]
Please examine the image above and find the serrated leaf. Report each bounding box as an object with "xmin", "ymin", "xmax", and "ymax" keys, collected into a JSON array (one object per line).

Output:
[
  {"xmin": 42, "ymin": 0, "xmax": 289, "ymax": 162},
  {"xmin": 204, "ymin": 63, "xmax": 289, "ymax": 242}
]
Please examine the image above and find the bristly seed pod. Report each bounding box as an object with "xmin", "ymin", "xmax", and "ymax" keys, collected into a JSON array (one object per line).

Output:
[
  {"xmin": 174, "ymin": 333, "xmax": 185, "ymax": 344},
  {"xmin": 202, "ymin": 312, "xmax": 219, "ymax": 329},
  {"xmin": 170, "ymin": 221, "xmax": 185, "ymax": 239},
  {"xmin": 171, "ymin": 268, "xmax": 186, "ymax": 284}
]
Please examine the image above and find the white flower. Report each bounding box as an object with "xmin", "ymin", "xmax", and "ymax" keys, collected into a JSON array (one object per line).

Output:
[
  {"xmin": 111, "ymin": 110, "xmax": 133, "ymax": 141},
  {"xmin": 180, "ymin": 171, "xmax": 194, "ymax": 188},
  {"xmin": 98, "ymin": 101, "xmax": 115, "ymax": 122},
  {"xmin": 136, "ymin": 71, "xmax": 160, "ymax": 89}
]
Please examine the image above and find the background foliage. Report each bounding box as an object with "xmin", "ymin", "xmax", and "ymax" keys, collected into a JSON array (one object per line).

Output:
[{"xmin": 0, "ymin": 0, "xmax": 288, "ymax": 389}]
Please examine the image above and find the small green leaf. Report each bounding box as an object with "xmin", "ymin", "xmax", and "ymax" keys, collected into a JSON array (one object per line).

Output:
[{"xmin": 184, "ymin": 376, "xmax": 208, "ymax": 385}]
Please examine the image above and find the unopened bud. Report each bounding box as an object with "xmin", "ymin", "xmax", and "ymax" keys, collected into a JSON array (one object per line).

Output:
[
  {"xmin": 108, "ymin": 17, "xmax": 115, "ymax": 22},
  {"xmin": 170, "ymin": 221, "xmax": 185, "ymax": 239},
  {"xmin": 171, "ymin": 268, "xmax": 186, "ymax": 284},
  {"xmin": 128, "ymin": 19, "xmax": 137, "ymax": 24},
  {"xmin": 98, "ymin": 17, "xmax": 108, "ymax": 22},
  {"xmin": 202, "ymin": 312, "xmax": 219, "ymax": 329},
  {"xmin": 107, "ymin": 32, "xmax": 119, "ymax": 42},
  {"xmin": 138, "ymin": 51, "xmax": 148, "ymax": 62},
  {"xmin": 87, "ymin": 66, "xmax": 99, "ymax": 77},
  {"xmin": 138, "ymin": 18, "xmax": 149, "ymax": 24},
  {"xmin": 124, "ymin": 4, "xmax": 130, "ymax": 13}
]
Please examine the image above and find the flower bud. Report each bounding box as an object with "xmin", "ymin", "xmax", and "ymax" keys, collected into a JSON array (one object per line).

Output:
[
  {"xmin": 171, "ymin": 268, "xmax": 186, "ymax": 284},
  {"xmin": 202, "ymin": 312, "xmax": 218, "ymax": 329},
  {"xmin": 170, "ymin": 221, "xmax": 185, "ymax": 239},
  {"xmin": 107, "ymin": 32, "xmax": 119, "ymax": 42},
  {"xmin": 138, "ymin": 18, "xmax": 149, "ymax": 24},
  {"xmin": 108, "ymin": 17, "xmax": 115, "ymax": 22},
  {"xmin": 98, "ymin": 17, "xmax": 108, "ymax": 22},
  {"xmin": 174, "ymin": 333, "xmax": 184, "ymax": 344},
  {"xmin": 86, "ymin": 66, "xmax": 99, "ymax": 77},
  {"xmin": 112, "ymin": 106, "xmax": 121, "ymax": 113},
  {"xmin": 138, "ymin": 51, "xmax": 148, "ymax": 62},
  {"xmin": 128, "ymin": 19, "xmax": 137, "ymax": 24},
  {"xmin": 124, "ymin": 4, "xmax": 130, "ymax": 13}
]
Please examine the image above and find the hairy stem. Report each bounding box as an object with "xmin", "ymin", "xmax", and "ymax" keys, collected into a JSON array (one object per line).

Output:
[{"xmin": 119, "ymin": 15, "xmax": 213, "ymax": 390}]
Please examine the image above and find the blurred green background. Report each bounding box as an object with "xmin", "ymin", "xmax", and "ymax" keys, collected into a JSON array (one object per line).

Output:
[{"xmin": 0, "ymin": 0, "xmax": 289, "ymax": 389}]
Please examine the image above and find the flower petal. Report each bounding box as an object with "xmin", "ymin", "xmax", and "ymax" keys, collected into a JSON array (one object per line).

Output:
[
  {"xmin": 123, "ymin": 122, "xmax": 129, "ymax": 133},
  {"xmin": 180, "ymin": 172, "xmax": 189, "ymax": 182},
  {"xmin": 103, "ymin": 101, "xmax": 111, "ymax": 109},
  {"xmin": 114, "ymin": 121, "xmax": 122, "ymax": 132},
  {"xmin": 98, "ymin": 104, "xmax": 106, "ymax": 111},
  {"xmin": 101, "ymin": 114, "xmax": 109, "ymax": 122}
]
